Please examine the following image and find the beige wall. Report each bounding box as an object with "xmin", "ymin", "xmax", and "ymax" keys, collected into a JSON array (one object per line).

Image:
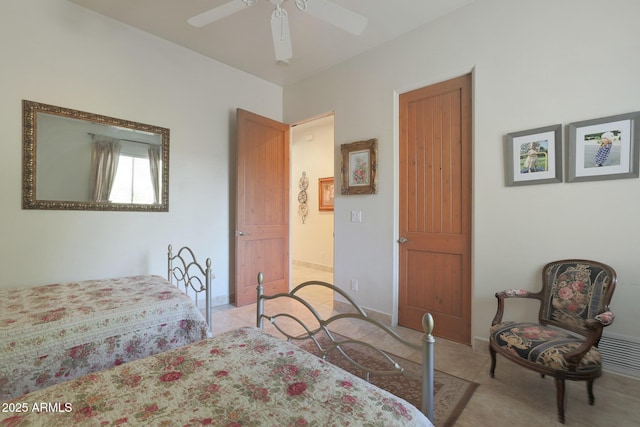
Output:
[
  {"xmin": 2, "ymin": 0, "xmax": 638, "ymax": 347},
  {"xmin": 284, "ymin": 0, "xmax": 640, "ymax": 344},
  {"xmin": 290, "ymin": 116, "xmax": 334, "ymax": 271},
  {"xmin": 0, "ymin": 0, "xmax": 282, "ymax": 306}
]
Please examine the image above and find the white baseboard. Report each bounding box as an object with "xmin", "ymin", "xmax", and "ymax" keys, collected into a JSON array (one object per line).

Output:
[
  {"xmin": 292, "ymin": 259, "xmax": 334, "ymax": 273},
  {"xmin": 333, "ymin": 300, "xmax": 392, "ymax": 326}
]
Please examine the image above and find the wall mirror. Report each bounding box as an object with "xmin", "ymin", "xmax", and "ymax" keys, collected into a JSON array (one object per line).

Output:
[{"xmin": 23, "ymin": 100, "xmax": 169, "ymax": 211}]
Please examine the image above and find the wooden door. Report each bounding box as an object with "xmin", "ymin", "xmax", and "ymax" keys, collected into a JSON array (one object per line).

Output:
[
  {"xmin": 235, "ymin": 109, "xmax": 290, "ymax": 306},
  {"xmin": 398, "ymin": 74, "xmax": 472, "ymax": 344}
]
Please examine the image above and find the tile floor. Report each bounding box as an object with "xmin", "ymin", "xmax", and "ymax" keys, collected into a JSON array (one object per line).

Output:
[{"xmin": 211, "ymin": 266, "xmax": 640, "ymax": 427}]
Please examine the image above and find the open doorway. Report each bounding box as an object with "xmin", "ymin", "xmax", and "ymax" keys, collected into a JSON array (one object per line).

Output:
[{"xmin": 290, "ymin": 114, "xmax": 335, "ymax": 305}]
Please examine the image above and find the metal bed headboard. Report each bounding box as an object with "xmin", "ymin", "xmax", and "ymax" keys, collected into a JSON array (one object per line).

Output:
[
  {"xmin": 255, "ymin": 272, "xmax": 435, "ymax": 421},
  {"xmin": 167, "ymin": 244, "xmax": 213, "ymax": 332}
]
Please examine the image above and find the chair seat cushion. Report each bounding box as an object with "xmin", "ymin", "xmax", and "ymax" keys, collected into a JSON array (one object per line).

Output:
[{"xmin": 490, "ymin": 321, "xmax": 602, "ymax": 372}]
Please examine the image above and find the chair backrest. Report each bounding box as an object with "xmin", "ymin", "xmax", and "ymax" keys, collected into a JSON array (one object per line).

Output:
[{"xmin": 539, "ymin": 259, "xmax": 616, "ymax": 336}]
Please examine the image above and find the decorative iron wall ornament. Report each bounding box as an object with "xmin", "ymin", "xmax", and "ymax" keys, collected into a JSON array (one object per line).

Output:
[{"xmin": 297, "ymin": 171, "xmax": 309, "ymax": 223}]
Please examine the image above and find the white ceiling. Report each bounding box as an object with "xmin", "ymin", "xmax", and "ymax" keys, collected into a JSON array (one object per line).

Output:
[{"xmin": 68, "ymin": 0, "xmax": 474, "ymax": 86}]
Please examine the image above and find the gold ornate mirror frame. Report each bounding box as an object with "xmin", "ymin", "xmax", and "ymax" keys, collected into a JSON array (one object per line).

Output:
[{"xmin": 23, "ymin": 100, "xmax": 169, "ymax": 211}]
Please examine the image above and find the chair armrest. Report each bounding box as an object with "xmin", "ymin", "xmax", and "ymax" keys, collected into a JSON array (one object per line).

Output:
[
  {"xmin": 498, "ymin": 289, "xmax": 532, "ymax": 298},
  {"xmin": 564, "ymin": 312, "xmax": 614, "ymax": 369},
  {"xmin": 583, "ymin": 311, "xmax": 615, "ymax": 330},
  {"xmin": 594, "ymin": 311, "xmax": 615, "ymax": 326},
  {"xmin": 491, "ymin": 289, "xmax": 541, "ymax": 326}
]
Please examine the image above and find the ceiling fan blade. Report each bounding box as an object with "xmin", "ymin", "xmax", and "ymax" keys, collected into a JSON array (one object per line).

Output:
[
  {"xmin": 187, "ymin": 0, "xmax": 253, "ymax": 27},
  {"xmin": 300, "ymin": 0, "xmax": 368, "ymax": 35},
  {"xmin": 270, "ymin": 6, "xmax": 293, "ymax": 62}
]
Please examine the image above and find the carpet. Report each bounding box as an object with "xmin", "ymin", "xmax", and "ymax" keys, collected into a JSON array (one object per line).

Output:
[{"xmin": 294, "ymin": 332, "xmax": 478, "ymax": 427}]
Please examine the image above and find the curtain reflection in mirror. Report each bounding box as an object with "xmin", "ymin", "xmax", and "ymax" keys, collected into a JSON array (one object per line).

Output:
[
  {"xmin": 89, "ymin": 136, "xmax": 121, "ymax": 202},
  {"xmin": 148, "ymin": 145, "xmax": 161, "ymax": 204},
  {"xmin": 89, "ymin": 135, "xmax": 162, "ymax": 204}
]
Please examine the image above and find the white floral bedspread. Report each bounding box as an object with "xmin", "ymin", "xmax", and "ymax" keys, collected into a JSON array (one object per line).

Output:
[
  {"xmin": 0, "ymin": 275, "xmax": 209, "ymax": 401},
  {"xmin": 0, "ymin": 327, "xmax": 432, "ymax": 427}
]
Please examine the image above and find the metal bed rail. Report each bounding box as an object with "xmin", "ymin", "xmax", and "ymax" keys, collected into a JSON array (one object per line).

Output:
[
  {"xmin": 255, "ymin": 272, "xmax": 435, "ymax": 421},
  {"xmin": 167, "ymin": 244, "xmax": 213, "ymax": 333}
]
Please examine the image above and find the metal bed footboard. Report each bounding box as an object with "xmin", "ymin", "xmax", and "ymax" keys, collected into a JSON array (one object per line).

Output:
[
  {"xmin": 167, "ymin": 244, "xmax": 213, "ymax": 332},
  {"xmin": 255, "ymin": 272, "xmax": 435, "ymax": 421}
]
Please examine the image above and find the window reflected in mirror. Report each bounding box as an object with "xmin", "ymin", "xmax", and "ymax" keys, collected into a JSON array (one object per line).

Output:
[
  {"xmin": 23, "ymin": 100, "xmax": 169, "ymax": 211},
  {"xmin": 110, "ymin": 154, "xmax": 157, "ymax": 204}
]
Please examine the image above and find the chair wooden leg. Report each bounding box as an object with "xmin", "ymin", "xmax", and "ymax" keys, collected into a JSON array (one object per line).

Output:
[
  {"xmin": 587, "ymin": 379, "xmax": 595, "ymax": 405},
  {"xmin": 555, "ymin": 377, "xmax": 566, "ymax": 424},
  {"xmin": 489, "ymin": 346, "xmax": 496, "ymax": 378}
]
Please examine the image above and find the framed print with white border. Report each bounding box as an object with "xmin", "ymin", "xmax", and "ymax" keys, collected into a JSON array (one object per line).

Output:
[
  {"xmin": 567, "ymin": 112, "xmax": 640, "ymax": 182},
  {"xmin": 506, "ymin": 124, "xmax": 562, "ymax": 186}
]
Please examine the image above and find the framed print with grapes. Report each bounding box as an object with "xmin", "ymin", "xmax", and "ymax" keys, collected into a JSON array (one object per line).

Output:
[{"xmin": 340, "ymin": 138, "xmax": 377, "ymax": 195}]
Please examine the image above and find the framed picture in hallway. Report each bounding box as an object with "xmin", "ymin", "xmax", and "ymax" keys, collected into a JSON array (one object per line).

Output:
[
  {"xmin": 505, "ymin": 124, "xmax": 562, "ymax": 186},
  {"xmin": 340, "ymin": 138, "xmax": 378, "ymax": 195},
  {"xmin": 567, "ymin": 111, "xmax": 640, "ymax": 182},
  {"xmin": 318, "ymin": 177, "xmax": 334, "ymax": 211}
]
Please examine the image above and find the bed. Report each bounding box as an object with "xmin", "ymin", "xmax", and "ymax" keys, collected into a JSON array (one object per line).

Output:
[
  {"xmin": 0, "ymin": 329, "xmax": 433, "ymax": 426},
  {"xmin": 0, "ymin": 245, "xmax": 211, "ymax": 401},
  {"xmin": 0, "ymin": 266, "xmax": 435, "ymax": 426}
]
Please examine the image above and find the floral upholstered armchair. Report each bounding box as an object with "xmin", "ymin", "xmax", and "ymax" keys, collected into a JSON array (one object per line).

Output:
[{"xmin": 489, "ymin": 260, "xmax": 616, "ymax": 424}]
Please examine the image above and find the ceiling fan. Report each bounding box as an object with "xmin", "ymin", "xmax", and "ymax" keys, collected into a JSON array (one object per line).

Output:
[{"xmin": 187, "ymin": 0, "xmax": 368, "ymax": 63}]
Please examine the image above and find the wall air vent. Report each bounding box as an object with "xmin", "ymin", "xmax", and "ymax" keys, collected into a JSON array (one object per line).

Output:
[{"xmin": 599, "ymin": 332, "xmax": 640, "ymax": 379}]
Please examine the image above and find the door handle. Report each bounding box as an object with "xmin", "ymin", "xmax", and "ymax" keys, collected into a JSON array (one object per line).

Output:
[
  {"xmin": 397, "ymin": 237, "xmax": 408, "ymax": 244},
  {"xmin": 235, "ymin": 230, "xmax": 251, "ymax": 236}
]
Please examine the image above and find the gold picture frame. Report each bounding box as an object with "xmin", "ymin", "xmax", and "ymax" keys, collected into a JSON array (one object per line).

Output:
[
  {"xmin": 340, "ymin": 138, "xmax": 377, "ymax": 195},
  {"xmin": 22, "ymin": 100, "xmax": 170, "ymax": 211},
  {"xmin": 318, "ymin": 177, "xmax": 334, "ymax": 211}
]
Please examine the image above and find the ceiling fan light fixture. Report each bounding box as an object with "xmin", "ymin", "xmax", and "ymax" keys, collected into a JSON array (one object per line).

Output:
[
  {"xmin": 270, "ymin": 4, "xmax": 293, "ymax": 62},
  {"xmin": 187, "ymin": 0, "xmax": 368, "ymax": 62}
]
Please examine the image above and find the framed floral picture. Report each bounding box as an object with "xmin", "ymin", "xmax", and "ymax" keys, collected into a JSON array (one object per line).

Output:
[
  {"xmin": 318, "ymin": 177, "xmax": 334, "ymax": 211},
  {"xmin": 340, "ymin": 138, "xmax": 377, "ymax": 195},
  {"xmin": 505, "ymin": 124, "xmax": 562, "ymax": 186},
  {"xmin": 567, "ymin": 111, "xmax": 640, "ymax": 182}
]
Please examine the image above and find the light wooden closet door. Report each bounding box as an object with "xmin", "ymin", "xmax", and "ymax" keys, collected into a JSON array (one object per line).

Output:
[{"xmin": 398, "ymin": 74, "xmax": 472, "ymax": 344}]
